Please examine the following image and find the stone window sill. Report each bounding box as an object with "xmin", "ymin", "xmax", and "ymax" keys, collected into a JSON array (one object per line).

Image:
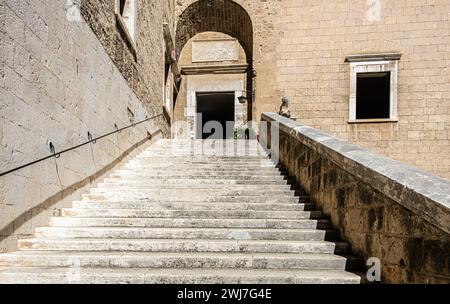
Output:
[
  {"xmin": 115, "ymin": 13, "xmax": 137, "ymax": 60},
  {"xmin": 348, "ymin": 118, "xmax": 399, "ymax": 124}
]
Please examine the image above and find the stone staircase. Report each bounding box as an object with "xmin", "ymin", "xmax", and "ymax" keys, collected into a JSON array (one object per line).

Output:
[{"xmin": 0, "ymin": 140, "xmax": 361, "ymax": 284}]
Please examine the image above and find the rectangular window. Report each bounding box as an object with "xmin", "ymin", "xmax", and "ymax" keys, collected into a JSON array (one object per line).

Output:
[
  {"xmin": 116, "ymin": 0, "xmax": 138, "ymax": 55},
  {"xmin": 164, "ymin": 51, "xmax": 172, "ymax": 112},
  {"xmin": 356, "ymin": 72, "xmax": 391, "ymax": 119},
  {"xmin": 346, "ymin": 53, "xmax": 401, "ymax": 123}
]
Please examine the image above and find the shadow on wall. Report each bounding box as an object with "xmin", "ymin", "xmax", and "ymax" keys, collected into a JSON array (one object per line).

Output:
[{"xmin": 0, "ymin": 131, "xmax": 162, "ymax": 249}]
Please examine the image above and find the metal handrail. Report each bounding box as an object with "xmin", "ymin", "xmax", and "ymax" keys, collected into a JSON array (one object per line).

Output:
[{"xmin": 0, "ymin": 113, "xmax": 163, "ymax": 177}]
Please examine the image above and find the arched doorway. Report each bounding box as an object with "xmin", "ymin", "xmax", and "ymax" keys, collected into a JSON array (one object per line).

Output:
[{"xmin": 175, "ymin": 0, "xmax": 254, "ymax": 139}]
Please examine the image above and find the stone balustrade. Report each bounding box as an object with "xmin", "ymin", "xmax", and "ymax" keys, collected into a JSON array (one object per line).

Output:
[{"xmin": 260, "ymin": 112, "xmax": 450, "ymax": 283}]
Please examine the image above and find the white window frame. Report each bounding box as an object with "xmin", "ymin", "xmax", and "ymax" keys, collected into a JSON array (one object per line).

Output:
[
  {"xmin": 347, "ymin": 54, "xmax": 401, "ymax": 123},
  {"xmin": 115, "ymin": 0, "xmax": 137, "ymax": 47}
]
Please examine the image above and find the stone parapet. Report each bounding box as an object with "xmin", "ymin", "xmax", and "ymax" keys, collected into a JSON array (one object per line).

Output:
[{"xmin": 261, "ymin": 112, "xmax": 450, "ymax": 283}]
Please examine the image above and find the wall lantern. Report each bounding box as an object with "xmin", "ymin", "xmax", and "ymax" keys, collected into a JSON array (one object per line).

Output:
[{"xmin": 238, "ymin": 95, "xmax": 247, "ymax": 104}]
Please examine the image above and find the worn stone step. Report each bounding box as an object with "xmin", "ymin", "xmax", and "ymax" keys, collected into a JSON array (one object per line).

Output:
[
  {"xmin": 72, "ymin": 201, "xmax": 313, "ymax": 211},
  {"xmin": 141, "ymin": 147, "xmax": 265, "ymax": 151},
  {"xmin": 34, "ymin": 227, "xmax": 338, "ymax": 242},
  {"xmin": 82, "ymin": 194, "xmax": 305, "ymax": 203},
  {"xmin": 122, "ymin": 164, "xmax": 280, "ymax": 169},
  {"xmin": 132, "ymin": 157, "xmax": 273, "ymax": 162},
  {"xmin": 61, "ymin": 208, "xmax": 323, "ymax": 220},
  {"xmin": 95, "ymin": 183, "xmax": 293, "ymax": 190},
  {"xmin": 115, "ymin": 167, "xmax": 284, "ymax": 172},
  {"xmin": 104, "ymin": 178, "xmax": 289, "ymax": 185},
  {"xmin": 108, "ymin": 174, "xmax": 288, "ymax": 181},
  {"xmin": 123, "ymin": 165, "xmax": 279, "ymax": 172},
  {"xmin": 139, "ymin": 152, "xmax": 266, "ymax": 156},
  {"xmin": 142, "ymin": 146, "xmax": 264, "ymax": 150},
  {"xmin": 111, "ymin": 169, "xmax": 287, "ymax": 179},
  {"xmin": 89, "ymin": 188, "xmax": 297, "ymax": 196},
  {"xmin": 129, "ymin": 155, "xmax": 274, "ymax": 165},
  {"xmin": 0, "ymin": 251, "xmax": 348, "ymax": 270},
  {"xmin": 49, "ymin": 217, "xmax": 330, "ymax": 229},
  {"xmin": 123, "ymin": 167, "xmax": 278, "ymax": 173},
  {"xmin": 128, "ymin": 159, "xmax": 273, "ymax": 164},
  {"xmin": 18, "ymin": 238, "xmax": 348, "ymax": 254},
  {"xmin": 0, "ymin": 267, "xmax": 361, "ymax": 284}
]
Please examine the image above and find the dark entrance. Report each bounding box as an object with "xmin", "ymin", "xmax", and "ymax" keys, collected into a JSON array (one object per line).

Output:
[{"xmin": 196, "ymin": 92, "xmax": 235, "ymax": 139}]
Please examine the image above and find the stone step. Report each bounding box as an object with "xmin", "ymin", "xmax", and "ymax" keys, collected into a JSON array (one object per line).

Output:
[
  {"xmin": 142, "ymin": 146, "xmax": 264, "ymax": 149},
  {"xmin": 89, "ymin": 188, "xmax": 297, "ymax": 196},
  {"xmin": 141, "ymin": 153, "xmax": 267, "ymax": 159},
  {"xmin": 95, "ymin": 183, "xmax": 293, "ymax": 190},
  {"xmin": 108, "ymin": 174, "xmax": 288, "ymax": 181},
  {"xmin": 0, "ymin": 267, "xmax": 361, "ymax": 284},
  {"xmin": 0, "ymin": 251, "xmax": 348, "ymax": 270},
  {"xmin": 18, "ymin": 238, "xmax": 349, "ymax": 254},
  {"xmin": 124, "ymin": 164, "xmax": 275, "ymax": 169},
  {"xmin": 72, "ymin": 201, "xmax": 313, "ymax": 211},
  {"xmin": 141, "ymin": 147, "xmax": 264, "ymax": 151},
  {"xmin": 123, "ymin": 166, "xmax": 278, "ymax": 172},
  {"xmin": 134, "ymin": 156, "xmax": 271, "ymax": 162},
  {"xmin": 114, "ymin": 169, "xmax": 285, "ymax": 176},
  {"xmin": 104, "ymin": 178, "xmax": 289, "ymax": 186},
  {"xmin": 48, "ymin": 217, "xmax": 330, "ymax": 230},
  {"xmin": 146, "ymin": 149, "xmax": 264, "ymax": 152},
  {"xmin": 33, "ymin": 227, "xmax": 338, "ymax": 242},
  {"xmin": 82, "ymin": 194, "xmax": 306, "ymax": 203},
  {"xmin": 132, "ymin": 156, "xmax": 273, "ymax": 161},
  {"xmin": 129, "ymin": 158, "xmax": 273, "ymax": 164},
  {"xmin": 85, "ymin": 193, "xmax": 301, "ymax": 202},
  {"xmin": 112, "ymin": 170, "xmax": 286, "ymax": 177},
  {"xmin": 60, "ymin": 208, "xmax": 323, "ymax": 220}
]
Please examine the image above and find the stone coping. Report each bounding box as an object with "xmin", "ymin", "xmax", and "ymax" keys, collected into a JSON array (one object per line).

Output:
[{"xmin": 262, "ymin": 112, "xmax": 450, "ymax": 234}]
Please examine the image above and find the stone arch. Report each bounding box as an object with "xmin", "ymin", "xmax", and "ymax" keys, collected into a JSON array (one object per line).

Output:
[
  {"xmin": 176, "ymin": 0, "xmax": 255, "ymax": 121},
  {"xmin": 176, "ymin": 0, "xmax": 253, "ymax": 64}
]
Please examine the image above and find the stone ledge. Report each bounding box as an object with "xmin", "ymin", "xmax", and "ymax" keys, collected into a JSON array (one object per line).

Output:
[
  {"xmin": 181, "ymin": 64, "xmax": 249, "ymax": 75},
  {"xmin": 345, "ymin": 52, "xmax": 402, "ymax": 62},
  {"xmin": 261, "ymin": 112, "xmax": 450, "ymax": 234}
]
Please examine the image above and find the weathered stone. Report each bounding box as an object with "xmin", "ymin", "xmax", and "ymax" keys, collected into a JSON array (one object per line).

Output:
[
  {"xmin": 261, "ymin": 113, "xmax": 450, "ymax": 283},
  {"xmin": 0, "ymin": 139, "xmax": 360, "ymax": 284}
]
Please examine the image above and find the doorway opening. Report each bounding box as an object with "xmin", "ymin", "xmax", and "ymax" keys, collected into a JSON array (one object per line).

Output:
[{"xmin": 196, "ymin": 92, "xmax": 235, "ymax": 139}]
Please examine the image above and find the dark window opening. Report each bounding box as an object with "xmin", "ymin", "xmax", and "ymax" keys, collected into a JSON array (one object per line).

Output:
[
  {"xmin": 196, "ymin": 92, "xmax": 235, "ymax": 140},
  {"xmin": 119, "ymin": 0, "xmax": 126, "ymax": 16},
  {"xmin": 164, "ymin": 52, "xmax": 170, "ymax": 87},
  {"xmin": 356, "ymin": 72, "xmax": 391, "ymax": 119}
]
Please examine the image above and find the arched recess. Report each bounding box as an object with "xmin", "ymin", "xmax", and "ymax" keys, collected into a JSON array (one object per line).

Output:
[{"xmin": 176, "ymin": 0, "xmax": 255, "ymax": 121}]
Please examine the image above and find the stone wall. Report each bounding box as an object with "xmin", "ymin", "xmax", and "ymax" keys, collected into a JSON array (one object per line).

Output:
[
  {"xmin": 261, "ymin": 113, "xmax": 450, "ymax": 283},
  {"xmin": 272, "ymin": 0, "xmax": 450, "ymax": 180},
  {"xmin": 176, "ymin": 0, "xmax": 450, "ymax": 180},
  {"xmin": 0, "ymin": 0, "xmax": 172, "ymax": 252},
  {"xmin": 174, "ymin": 31, "xmax": 247, "ymax": 138},
  {"xmin": 81, "ymin": 0, "xmax": 175, "ymax": 125},
  {"xmin": 176, "ymin": 0, "xmax": 283, "ymax": 128}
]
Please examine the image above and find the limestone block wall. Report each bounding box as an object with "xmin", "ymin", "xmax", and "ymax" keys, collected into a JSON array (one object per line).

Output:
[
  {"xmin": 272, "ymin": 0, "xmax": 450, "ymax": 180},
  {"xmin": 0, "ymin": 0, "xmax": 172, "ymax": 252},
  {"xmin": 178, "ymin": 32, "xmax": 247, "ymax": 67},
  {"xmin": 174, "ymin": 32, "xmax": 248, "ymax": 138},
  {"xmin": 176, "ymin": 0, "xmax": 450, "ymax": 180},
  {"xmin": 261, "ymin": 113, "xmax": 450, "ymax": 283},
  {"xmin": 81, "ymin": 0, "xmax": 175, "ymax": 121},
  {"xmin": 176, "ymin": 0, "xmax": 283, "ymax": 127}
]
